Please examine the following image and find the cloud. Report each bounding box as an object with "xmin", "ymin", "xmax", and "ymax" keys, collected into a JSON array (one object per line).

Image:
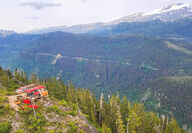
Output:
[
  {"xmin": 23, "ymin": 16, "xmax": 39, "ymax": 20},
  {"xmin": 81, "ymin": 0, "xmax": 88, "ymax": 2},
  {"xmin": 20, "ymin": 2, "xmax": 62, "ymax": 10}
]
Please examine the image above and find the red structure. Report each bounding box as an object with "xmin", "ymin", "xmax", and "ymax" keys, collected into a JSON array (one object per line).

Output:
[{"xmin": 14, "ymin": 84, "xmax": 48, "ymax": 110}]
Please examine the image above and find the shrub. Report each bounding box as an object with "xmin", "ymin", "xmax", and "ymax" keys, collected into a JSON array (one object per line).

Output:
[
  {"xmin": 49, "ymin": 130, "xmax": 55, "ymax": 133},
  {"xmin": 67, "ymin": 122, "xmax": 78, "ymax": 133},
  {"xmin": 0, "ymin": 122, "xmax": 11, "ymax": 133},
  {"xmin": 46, "ymin": 105, "xmax": 62, "ymax": 115},
  {"xmin": 0, "ymin": 105, "xmax": 10, "ymax": 115},
  {"xmin": 26, "ymin": 113, "xmax": 47, "ymax": 132},
  {"xmin": 63, "ymin": 110, "xmax": 77, "ymax": 117},
  {"xmin": 58, "ymin": 100, "xmax": 68, "ymax": 107},
  {"xmin": 14, "ymin": 129, "xmax": 24, "ymax": 133},
  {"xmin": 0, "ymin": 127, "xmax": 9, "ymax": 133}
]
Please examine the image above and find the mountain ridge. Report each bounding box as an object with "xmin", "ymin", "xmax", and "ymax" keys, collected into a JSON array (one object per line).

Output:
[
  {"xmin": 0, "ymin": 30, "xmax": 16, "ymax": 37},
  {"xmin": 25, "ymin": 3, "xmax": 192, "ymax": 34}
]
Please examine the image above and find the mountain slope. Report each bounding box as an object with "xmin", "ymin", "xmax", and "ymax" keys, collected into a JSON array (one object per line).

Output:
[
  {"xmin": 143, "ymin": 76, "xmax": 192, "ymax": 129},
  {"xmin": 5, "ymin": 32, "xmax": 192, "ymax": 129},
  {"xmin": 92, "ymin": 18, "xmax": 192, "ymax": 40},
  {"xmin": 9, "ymin": 32, "xmax": 192, "ymax": 93}
]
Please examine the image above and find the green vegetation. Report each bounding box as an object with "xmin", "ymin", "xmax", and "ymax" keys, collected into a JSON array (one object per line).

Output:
[
  {"xmin": 67, "ymin": 122, "xmax": 78, "ymax": 133},
  {"xmin": 0, "ymin": 122, "xmax": 11, "ymax": 133},
  {"xmin": 0, "ymin": 67, "xmax": 185, "ymax": 132},
  {"xmin": 2, "ymin": 31, "xmax": 192, "ymax": 130},
  {"xmin": 145, "ymin": 76, "xmax": 192, "ymax": 129}
]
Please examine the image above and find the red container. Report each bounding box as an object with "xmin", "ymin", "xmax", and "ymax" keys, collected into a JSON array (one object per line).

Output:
[
  {"xmin": 28, "ymin": 105, "xmax": 38, "ymax": 108},
  {"xmin": 34, "ymin": 92, "xmax": 40, "ymax": 95}
]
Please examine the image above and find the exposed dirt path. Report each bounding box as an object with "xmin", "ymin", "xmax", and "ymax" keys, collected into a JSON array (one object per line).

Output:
[
  {"xmin": 7, "ymin": 95, "xmax": 19, "ymax": 111},
  {"xmin": 6, "ymin": 93, "xmax": 25, "ymax": 111},
  {"xmin": 23, "ymin": 52, "xmax": 159, "ymax": 71}
]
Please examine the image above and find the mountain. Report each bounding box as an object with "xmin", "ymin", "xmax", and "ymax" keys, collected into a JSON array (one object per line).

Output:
[
  {"xmin": 9, "ymin": 32, "xmax": 175, "ymax": 90},
  {"xmin": 109, "ymin": 3, "xmax": 192, "ymax": 24},
  {"xmin": 26, "ymin": 3, "xmax": 192, "ymax": 35},
  {"xmin": 0, "ymin": 30, "xmax": 16, "ymax": 37},
  {"xmin": 7, "ymin": 32, "xmax": 192, "ymax": 93},
  {"xmin": 2, "ymin": 31, "xmax": 191, "ymax": 129},
  {"xmin": 91, "ymin": 18, "xmax": 192, "ymax": 41}
]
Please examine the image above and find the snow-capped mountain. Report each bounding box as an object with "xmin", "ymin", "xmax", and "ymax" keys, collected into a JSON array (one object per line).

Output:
[
  {"xmin": 109, "ymin": 3, "xmax": 192, "ymax": 24},
  {"xmin": 27, "ymin": 3, "xmax": 192, "ymax": 34}
]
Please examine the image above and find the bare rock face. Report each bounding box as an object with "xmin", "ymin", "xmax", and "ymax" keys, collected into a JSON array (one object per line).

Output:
[
  {"xmin": 39, "ymin": 98, "xmax": 98, "ymax": 132},
  {"xmin": 11, "ymin": 121, "xmax": 21, "ymax": 132},
  {"xmin": 66, "ymin": 115, "xmax": 98, "ymax": 133}
]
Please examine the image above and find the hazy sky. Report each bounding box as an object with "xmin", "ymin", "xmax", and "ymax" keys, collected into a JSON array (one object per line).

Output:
[{"xmin": 0, "ymin": 0, "xmax": 191, "ymax": 32}]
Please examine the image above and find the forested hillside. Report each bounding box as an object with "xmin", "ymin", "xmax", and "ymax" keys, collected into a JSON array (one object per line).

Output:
[
  {"xmin": 143, "ymin": 76, "xmax": 192, "ymax": 129},
  {"xmin": 9, "ymin": 32, "xmax": 192, "ymax": 93},
  {"xmin": 1, "ymin": 31, "xmax": 192, "ymax": 130},
  {"xmin": 0, "ymin": 67, "xmax": 185, "ymax": 132},
  {"xmin": 90, "ymin": 18, "xmax": 192, "ymax": 41}
]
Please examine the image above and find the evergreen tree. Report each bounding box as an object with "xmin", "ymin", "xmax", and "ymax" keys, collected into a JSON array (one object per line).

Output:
[
  {"xmin": 165, "ymin": 117, "xmax": 183, "ymax": 133},
  {"xmin": 99, "ymin": 93, "xmax": 104, "ymax": 126},
  {"xmin": 30, "ymin": 73, "xmax": 38, "ymax": 83},
  {"xmin": 102, "ymin": 123, "xmax": 112, "ymax": 133},
  {"xmin": 116, "ymin": 105, "xmax": 125, "ymax": 133},
  {"xmin": 127, "ymin": 102, "xmax": 141, "ymax": 133},
  {"xmin": 120, "ymin": 96, "xmax": 129, "ymax": 125}
]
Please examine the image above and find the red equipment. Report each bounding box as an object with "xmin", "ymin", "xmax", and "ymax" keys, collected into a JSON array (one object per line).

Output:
[
  {"xmin": 28, "ymin": 105, "xmax": 38, "ymax": 108},
  {"xmin": 25, "ymin": 86, "xmax": 44, "ymax": 93},
  {"xmin": 17, "ymin": 84, "xmax": 35, "ymax": 90},
  {"xmin": 34, "ymin": 92, "xmax": 40, "ymax": 95},
  {"xmin": 23, "ymin": 99, "xmax": 31, "ymax": 104},
  {"xmin": 17, "ymin": 84, "xmax": 36, "ymax": 94}
]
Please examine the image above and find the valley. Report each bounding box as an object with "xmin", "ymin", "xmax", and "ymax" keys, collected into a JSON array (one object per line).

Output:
[{"xmin": 0, "ymin": 2, "xmax": 192, "ymax": 131}]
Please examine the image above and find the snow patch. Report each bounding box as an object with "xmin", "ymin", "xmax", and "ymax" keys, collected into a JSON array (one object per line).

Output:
[
  {"xmin": 144, "ymin": 3, "xmax": 190, "ymax": 16},
  {"xmin": 143, "ymin": 9, "xmax": 162, "ymax": 16}
]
